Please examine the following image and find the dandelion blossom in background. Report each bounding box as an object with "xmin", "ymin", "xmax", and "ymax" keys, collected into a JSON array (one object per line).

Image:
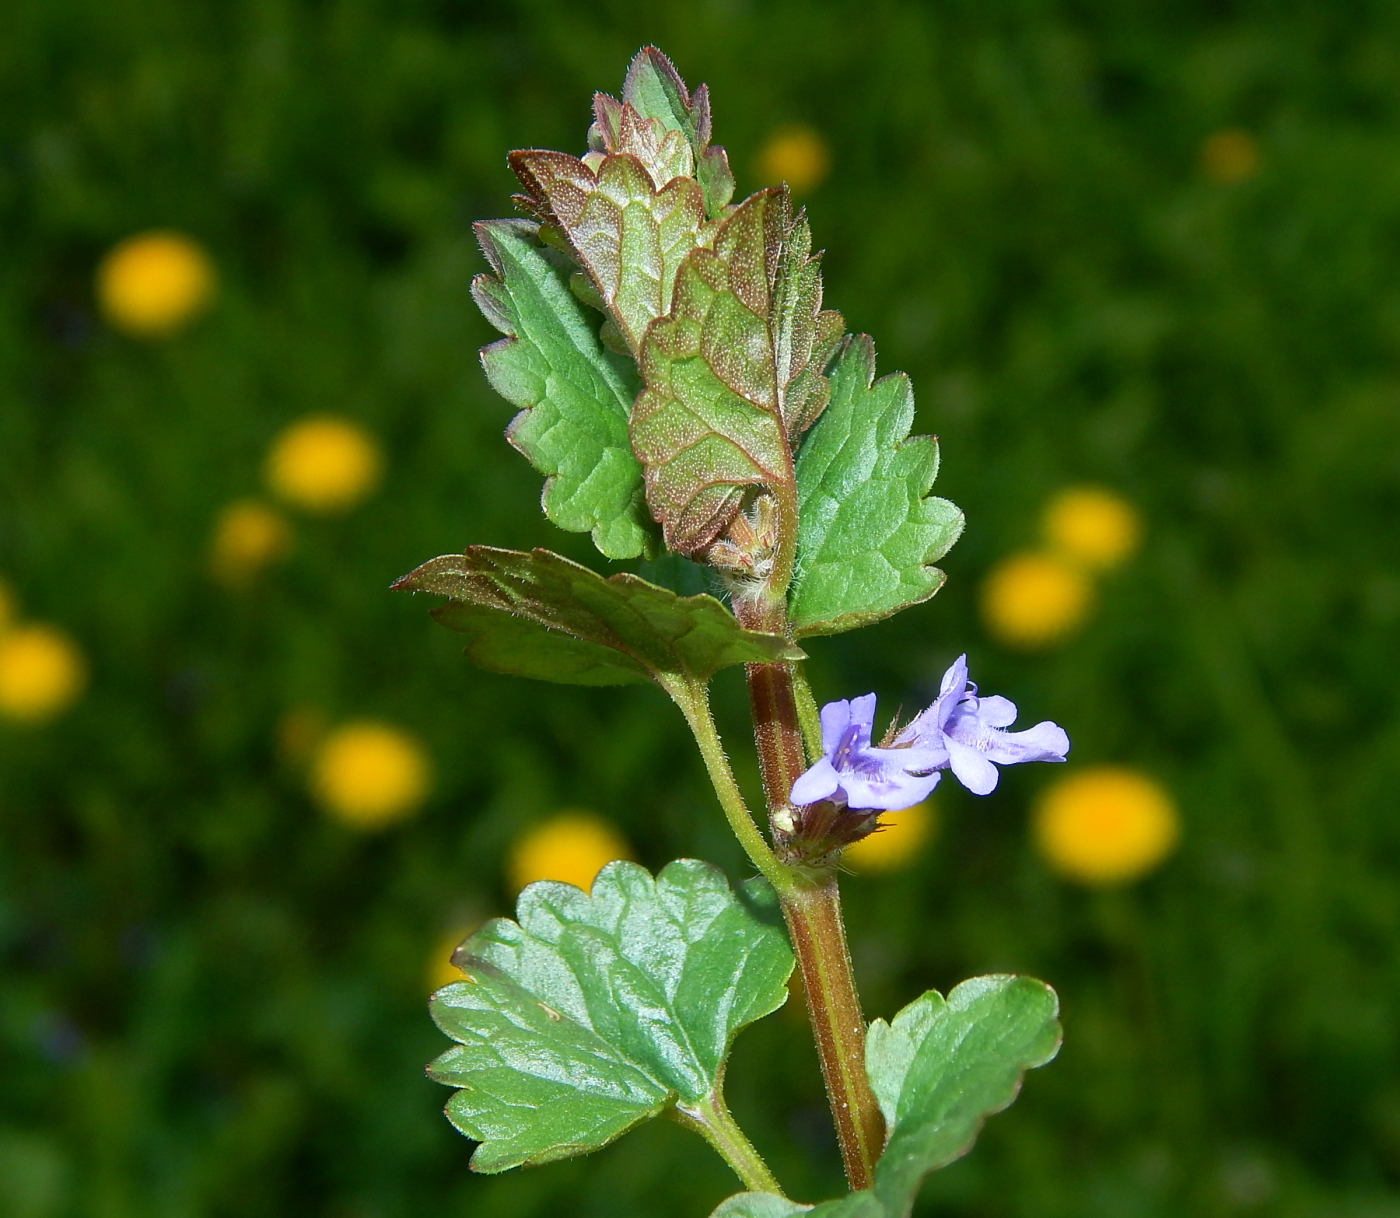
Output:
[
  {"xmin": 843, "ymin": 800, "xmax": 937, "ymax": 873},
  {"xmin": 96, "ymin": 231, "xmax": 215, "ymax": 338},
  {"xmin": 757, "ymin": 124, "xmax": 830, "ymax": 195},
  {"xmin": 209, "ymin": 499, "xmax": 293, "ymax": 587},
  {"xmin": 1042, "ymin": 487, "xmax": 1142, "ymax": 571},
  {"xmin": 1201, "ymin": 128, "xmax": 1260, "ymax": 184},
  {"xmin": 311, "ymin": 721, "xmax": 430, "ymax": 830},
  {"xmin": 1033, "ymin": 767, "xmax": 1179, "ymax": 885},
  {"xmin": 266, "ymin": 416, "xmax": 383, "ymax": 514},
  {"xmin": 0, "ymin": 624, "xmax": 87, "ymax": 725},
  {"xmin": 981, "ymin": 552, "xmax": 1093, "ymax": 649},
  {"xmin": 506, "ymin": 811, "xmax": 632, "ymax": 894}
]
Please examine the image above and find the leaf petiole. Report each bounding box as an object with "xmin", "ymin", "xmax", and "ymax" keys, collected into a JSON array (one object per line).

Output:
[
  {"xmin": 666, "ymin": 676, "xmax": 800, "ymax": 900},
  {"xmin": 670, "ymin": 1089, "xmax": 786, "ymax": 1197}
]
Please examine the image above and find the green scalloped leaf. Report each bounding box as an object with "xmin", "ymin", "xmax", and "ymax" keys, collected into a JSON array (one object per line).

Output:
[
  {"xmin": 863, "ymin": 976, "xmax": 1061, "ymax": 1212},
  {"xmin": 473, "ymin": 219, "xmax": 654, "ymax": 560},
  {"xmin": 429, "ymin": 860, "xmax": 793, "ymax": 1172},
  {"xmin": 393, "ymin": 546, "xmax": 804, "ymax": 688},
  {"xmin": 709, "ymin": 976, "xmax": 1060, "ymax": 1218},
  {"xmin": 631, "ymin": 189, "xmax": 843, "ymax": 553},
  {"xmin": 790, "ymin": 335, "xmax": 964, "ymax": 637}
]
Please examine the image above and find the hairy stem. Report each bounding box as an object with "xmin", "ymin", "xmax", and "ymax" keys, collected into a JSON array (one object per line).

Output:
[
  {"xmin": 782, "ymin": 874, "xmax": 885, "ymax": 1190},
  {"xmin": 790, "ymin": 664, "xmax": 823, "ymax": 761},
  {"xmin": 671, "ymin": 1088, "xmax": 786, "ymax": 1196},
  {"xmin": 667, "ymin": 677, "xmax": 798, "ymax": 899},
  {"xmin": 726, "ymin": 594, "xmax": 886, "ymax": 1189},
  {"xmin": 744, "ymin": 661, "xmax": 810, "ymax": 824}
]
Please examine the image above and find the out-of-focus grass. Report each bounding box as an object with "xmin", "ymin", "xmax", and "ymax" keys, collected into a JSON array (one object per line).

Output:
[{"xmin": 3, "ymin": 2, "xmax": 1400, "ymax": 1216}]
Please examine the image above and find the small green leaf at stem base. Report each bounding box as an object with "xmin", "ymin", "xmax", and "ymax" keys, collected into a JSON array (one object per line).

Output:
[
  {"xmin": 430, "ymin": 861, "xmax": 794, "ymax": 1174},
  {"xmin": 790, "ymin": 335, "xmax": 964, "ymax": 637},
  {"xmin": 393, "ymin": 546, "xmax": 804, "ymax": 687},
  {"xmin": 708, "ymin": 975, "xmax": 1060, "ymax": 1218},
  {"xmin": 472, "ymin": 219, "xmax": 654, "ymax": 560}
]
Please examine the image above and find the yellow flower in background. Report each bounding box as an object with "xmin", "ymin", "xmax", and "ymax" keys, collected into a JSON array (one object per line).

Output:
[
  {"xmin": 507, "ymin": 811, "xmax": 632, "ymax": 894},
  {"xmin": 1033, "ymin": 767, "xmax": 1179, "ymax": 885},
  {"xmin": 1201, "ymin": 128, "xmax": 1260, "ymax": 184},
  {"xmin": 96, "ymin": 230, "xmax": 216, "ymax": 337},
  {"xmin": 981, "ymin": 552, "xmax": 1093, "ymax": 649},
  {"xmin": 265, "ymin": 416, "xmax": 383, "ymax": 514},
  {"xmin": 756, "ymin": 124, "xmax": 831, "ymax": 195},
  {"xmin": 1041, "ymin": 486, "xmax": 1142, "ymax": 571},
  {"xmin": 843, "ymin": 800, "xmax": 937, "ymax": 873},
  {"xmin": 427, "ymin": 925, "xmax": 476, "ymax": 992},
  {"xmin": 0, "ymin": 578, "xmax": 15, "ymax": 634},
  {"xmin": 208, "ymin": 499, "xmax": 293, "ymax": 587},
  {"xmin": 311, "ymin": 721, "xmax": 430, "ymax": 830},
  {"xmin": 0, "ymin": 624, "xmax": 87, "ymax": 724}
]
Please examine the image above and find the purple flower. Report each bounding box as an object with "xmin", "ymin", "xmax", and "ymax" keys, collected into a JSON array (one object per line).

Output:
[
  {"xmin": 789, "ymin": 656, "xmax": 1070, "ymax": 812},
  {"xmin": 897, "ymin": 654, "xmax": 1069, "ymax": 795},
  {"xmin": 790, "ymin": 694, "xmax": 945, "ymax": 812}
]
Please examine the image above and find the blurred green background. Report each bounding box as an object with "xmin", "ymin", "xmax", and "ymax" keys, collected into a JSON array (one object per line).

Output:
[{"xmin": 5, "ymin": 1, "xmax": 1400, "ymax": 1215}]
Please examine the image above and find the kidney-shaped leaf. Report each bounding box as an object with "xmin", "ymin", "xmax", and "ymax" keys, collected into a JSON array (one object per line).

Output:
[
  {"xmin": 393, "ymin": 546, "xmax": 804, "ymax": 688},
  {"xmin": 430, "ymin": 860, "xmax": 793, "ymax": 1172},
  {"xmin": 863, "ymin": 975, "xmax": 1061, "ymax": 1212},
  {"xmin": 710, "ymin": 975, "xmax": 1060, "ymax": 1218}
]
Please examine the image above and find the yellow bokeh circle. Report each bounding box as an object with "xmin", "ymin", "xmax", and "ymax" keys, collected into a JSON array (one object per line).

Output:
[
  {"xmin": 507, "ymin": 811, "xmax": 632, "ymax": 894},
  {"xmin": 311, "ymin": 721, "xmax": 431, "ymax": 830},
  {"xmin": 1042, "ymin": 486, "xmax": 1142, "ymax": 571},
  {"xmin": 757, "ymin": 125, "xmax": 831, "ymax": 195},
  {"xmin": 96, "ymin": 230, "xmax": 216, "ymax": 338},
  {"xmin": 266, "ymin": 416, "xmax": 383, "ymax": 514},
  {"xmin": 209, "ymin": 499, "xmax": 293, "ymax": 586},
  {"xmin": 0, "ymin": 624, "xmax": 87, "ymax": 724},
  {"xmin": 843, "ymin": 800, "xmax": 937, "ymax": 873},
  {"xmin": 981, "ymin": 552, "xmax": 1093, "ymax": 649},
  {"xmin": 1033, "ymin": 767, "xmax": 1179, "ymax": 885}
]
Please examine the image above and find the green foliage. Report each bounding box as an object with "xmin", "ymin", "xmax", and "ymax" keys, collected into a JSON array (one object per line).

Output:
[
  {"xmin": 631, "ymin": 190, "xmax": 842, "ymax": 553},
  {"xmin": 790, "ymin": 336, "xmax": 964, "ymax": 636},
  {"xmin": 712, "ymin": 977, "xmax": 1060, "ymax": 1217},
  {"xmin": 393, "ymin": 546, "xmax": 803, "ymax": 688},
  {"xmin": 711, "ymin": 1193, "xmax": 812, "ymax": 1218},
  {"xmin": 473, "ymin": 219, "xmax": 654, "ymax": 561},
  {"xmin": 7, "ymin": 4, "xmax": 1400, "ymax": 1216},
  {"xmin": 429, "ymin": 860, "xmax": 793, "ymax": 1172},
  {"xmin": 859, "ymin": 976, "xmax": 1061, "ymax": 1213}
]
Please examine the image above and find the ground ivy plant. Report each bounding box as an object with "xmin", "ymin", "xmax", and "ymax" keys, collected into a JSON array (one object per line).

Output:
[{"xmin": 396, "ymin": 48, "xmax": 1068, "ymax": 1215}]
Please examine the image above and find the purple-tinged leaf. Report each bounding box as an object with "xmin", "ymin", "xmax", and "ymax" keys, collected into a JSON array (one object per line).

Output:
[
  {"xmin": 630, "ymin": 188, "xmax": 843, "ymax": 554},
  {"xmin": 393, "ymin": 546, "xmax": 804, "ymax": 688}
]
